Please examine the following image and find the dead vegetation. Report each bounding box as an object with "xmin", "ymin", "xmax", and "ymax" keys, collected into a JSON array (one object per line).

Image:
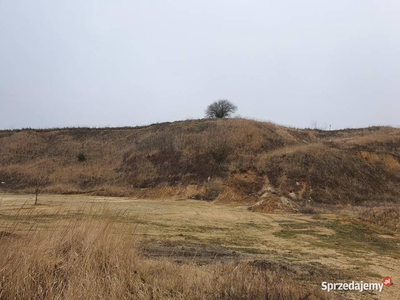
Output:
[
  {"xmin": 0, "ymin": 199, "xmax": 340, "ymax": 300},
  {"xmin": 0, "ymin": 120, "xmax": 399, "ymax": 299},
  {"xmin": 0, "ymin": 119, "xmax": 400, "ymax": 206},
  {"xmin": 0, "ymin": 227, "xmax": 330, "ymax": 300},
  {"xmin": 358, "ymin": 206, "xmax": 400, "ymax": 233},
  {"xmin": 1, "ymin": 193, "xmax": 398, "ymax": 299}
]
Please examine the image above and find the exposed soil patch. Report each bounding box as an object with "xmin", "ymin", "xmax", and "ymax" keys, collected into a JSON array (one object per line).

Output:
[{"xmin": 141, "ymin": 241, "xmax": 241, "ymax": 265}]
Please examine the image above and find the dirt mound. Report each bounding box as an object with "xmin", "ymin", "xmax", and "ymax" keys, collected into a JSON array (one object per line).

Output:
[
  {"xmin": 248, "ymin": 194, "xmax": 299, "ymax": 213},
  {"xmin": 1, "ymin": 119, "xmax": 400, "ymax": 206}
]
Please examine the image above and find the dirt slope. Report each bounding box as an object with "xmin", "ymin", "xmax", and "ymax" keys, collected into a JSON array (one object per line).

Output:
[{"xmin": 1, "ymin": 119, "xmax": 399, "ymax": 206}]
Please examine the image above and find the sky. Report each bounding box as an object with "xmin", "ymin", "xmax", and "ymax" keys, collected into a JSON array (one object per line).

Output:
[{"xmin": 1, "ymin": 0, "xmax": 399, "ymax": 130}]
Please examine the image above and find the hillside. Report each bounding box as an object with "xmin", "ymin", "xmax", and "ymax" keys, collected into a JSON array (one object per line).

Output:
[{"xmin": 1, "ymin": 118, "xmax": 400, "ymax": 208}]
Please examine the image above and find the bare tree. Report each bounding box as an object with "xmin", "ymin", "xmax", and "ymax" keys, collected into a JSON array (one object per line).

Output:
[
  {"xmin": 25, "ymin": 170, "xmax": 49, "ymax": 205},
  {"xmin": 205, "ymin": 99, "xmax": 237, "ymax": 119},
  {"xmin": 0, "ymin": 181, "xmax": 5, "ymax": 205},
  {"xmin": 33, "ymin": 173, "xmax": 49, "ymax": 205}
]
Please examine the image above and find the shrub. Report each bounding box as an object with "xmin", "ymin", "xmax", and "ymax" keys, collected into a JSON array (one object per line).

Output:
[{"xmin": 77, "ymin": 153, "xmax": 87, "ymax": 162}]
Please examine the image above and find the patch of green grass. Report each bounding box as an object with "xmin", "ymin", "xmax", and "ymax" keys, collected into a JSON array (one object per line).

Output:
[
  {"xmin": 274, "ymin": 217, "xmax": 400, "ymax": 259},
  {"xmin": 274, "ymin": 219, "xmax": 400, "ymax": 258},
  {"xmin": 229, "ymin": 246, "xmax": 268, "ymax": 254},
  {"xmin": 238, "ymin": 221, "xmax": 273, "ymax": 229},
  {"xmin": 183, "ymin": 225, "xmax": 231, "ymax": 233},
  {"xmin": 274, "ymin": 229, "xmax": 298, "ymax": 239},
  {"xmin": 273, "ymin": 220, "xmax": 319, "ymax": 238},
  {"xmin": 318, "ymin": 220, "xmax": 399, "ymax": 258},
  {"xmin": 275, "ymin": 221, "xmax": 314, "ymax": 229},
  {"xmin": 228, "ymin": 236, "xmax": 260, "ymax": 246}
]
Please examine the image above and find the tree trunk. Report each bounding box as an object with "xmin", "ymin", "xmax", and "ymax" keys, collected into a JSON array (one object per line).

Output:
[{"xmin": 35, "ymin": 188, "xmax": 38, "ymax": 205}]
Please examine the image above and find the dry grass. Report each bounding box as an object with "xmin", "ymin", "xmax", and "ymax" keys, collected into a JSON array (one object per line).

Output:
[
  {"xmin": 1, "ymin": 194, "xmax": 399, "ymax": 299},
  {"xmin": 1, "ymin": 118, "xmax": 399, "ymax": 299},
  {"xmin": 358, "ymin": 206, "xmax": 400, "ymax": 233},
  {"xmin": 0, "ymin": 200, "xmax": 333, "ymax": 300},
  {"xmin": 1, "ymin": 119, "xmax": 400, "ymax": 205}
]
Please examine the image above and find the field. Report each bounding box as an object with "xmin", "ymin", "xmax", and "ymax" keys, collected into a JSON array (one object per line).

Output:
[
  {"xmin": 1, "ymin": 120, "xmax": 399, "ymax": 299},
  {"xmin": 1, "ymin": 193, "xmax": 398, "ymax": 299}
]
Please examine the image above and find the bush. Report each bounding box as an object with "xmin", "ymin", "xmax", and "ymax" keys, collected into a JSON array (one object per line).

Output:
[{"xmin": 77, "ymin": 153, "xmax": 86, "ymax": 162}]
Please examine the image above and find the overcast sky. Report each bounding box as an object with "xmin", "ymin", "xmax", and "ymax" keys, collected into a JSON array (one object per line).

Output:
[{"xmin": 1, "ymin": 1, "xmax": 399, "ymax": 130}]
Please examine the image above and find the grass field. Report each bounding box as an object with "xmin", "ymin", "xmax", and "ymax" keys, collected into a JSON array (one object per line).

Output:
[{"xmin": 0, "ymin": 194, "xmax": 398, "ymax": 299}]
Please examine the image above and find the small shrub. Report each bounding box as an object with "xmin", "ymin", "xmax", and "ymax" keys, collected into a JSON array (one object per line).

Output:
[{"xmin": 77, "ymin": 153, "xmax": 87, "ymax": 162}]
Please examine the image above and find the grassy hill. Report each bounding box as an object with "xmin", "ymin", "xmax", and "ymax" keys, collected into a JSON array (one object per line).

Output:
[{"xmin": 1, "ymin": 118, "xmax": 400, "ymax": 206}]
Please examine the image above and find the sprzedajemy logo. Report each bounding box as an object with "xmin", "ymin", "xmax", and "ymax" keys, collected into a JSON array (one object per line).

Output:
[{"xmin": 321, "ymin": 277, "xmax": 393, "ymax": 293}]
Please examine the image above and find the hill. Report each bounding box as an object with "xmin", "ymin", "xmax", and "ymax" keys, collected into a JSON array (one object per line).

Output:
[{"xmin": 1, "ymin": 118, "xmax": 400, "ymax": 208}]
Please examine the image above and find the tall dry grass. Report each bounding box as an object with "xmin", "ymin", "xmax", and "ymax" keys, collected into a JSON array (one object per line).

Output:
[{"xmin": 0, "ymin": 209, "xmax": 330, "ymax": 300}]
